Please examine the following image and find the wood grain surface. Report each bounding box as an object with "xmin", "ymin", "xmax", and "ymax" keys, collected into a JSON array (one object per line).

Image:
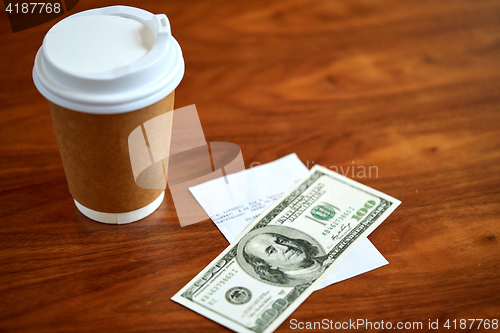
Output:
[{"xmin": 1, "ymin": 0, "xmax": 499, "ymax": 332}]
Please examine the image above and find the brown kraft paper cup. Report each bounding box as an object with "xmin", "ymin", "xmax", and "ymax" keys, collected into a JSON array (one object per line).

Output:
[
  {"xmin": 48, "ymin": 91, "xmax": 174, "ymax": 214},
  {"xmin": 33, "ymin": 6, "xmax": 184, "ymax": 223}
]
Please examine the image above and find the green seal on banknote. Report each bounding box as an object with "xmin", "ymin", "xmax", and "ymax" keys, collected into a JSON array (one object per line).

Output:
[{"xmin": 311, "ymin": 204, "xmax": 336, "ymax": 221}]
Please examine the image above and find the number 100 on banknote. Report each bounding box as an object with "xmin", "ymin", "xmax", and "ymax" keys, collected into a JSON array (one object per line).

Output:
[{"xmin": 173, "ymin": 165, "xmax": 401, "ymax": 333}]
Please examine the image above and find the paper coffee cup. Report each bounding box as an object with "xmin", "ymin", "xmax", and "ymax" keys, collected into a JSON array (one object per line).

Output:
[{"xmin": 33, "ymin": 6, "xmax": 184, "ymax": 224}]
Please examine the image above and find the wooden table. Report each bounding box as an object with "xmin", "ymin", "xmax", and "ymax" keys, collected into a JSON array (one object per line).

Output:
[{"xmin": 1, "ymin": 0, "xmax": 499, "ymax": 332}]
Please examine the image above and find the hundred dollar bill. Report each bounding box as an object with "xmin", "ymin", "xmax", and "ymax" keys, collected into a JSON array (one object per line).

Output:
[{"xmin": 172, "ymin": 165, "xmax": 401, "ymax": 333}]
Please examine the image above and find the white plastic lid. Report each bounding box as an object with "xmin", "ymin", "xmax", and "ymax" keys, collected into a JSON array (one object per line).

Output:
[{"xmin": 33, "ymin": 6, "xmax": 184, "ymax": 114}]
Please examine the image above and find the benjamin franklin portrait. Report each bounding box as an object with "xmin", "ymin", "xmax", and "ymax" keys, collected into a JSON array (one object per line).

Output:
[{"xmin": 236, "ymin": 225, "xmax": 327, "ymax": 287}]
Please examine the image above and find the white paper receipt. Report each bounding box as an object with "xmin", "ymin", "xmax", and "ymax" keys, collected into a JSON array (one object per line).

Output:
[{"xmin": 189, "ymin": 153, "xmax": 388, "ymax": 290}]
